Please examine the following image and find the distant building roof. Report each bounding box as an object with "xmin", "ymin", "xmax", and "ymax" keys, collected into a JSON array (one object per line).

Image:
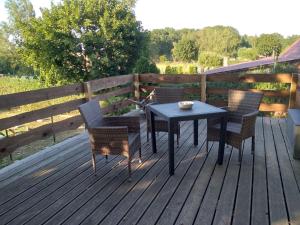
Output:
[{"xmin": 205, "ymin": 38, "xmax": 300, "ymax": 75}]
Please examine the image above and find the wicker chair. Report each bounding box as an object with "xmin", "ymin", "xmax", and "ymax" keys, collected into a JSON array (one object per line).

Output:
[
  {"xmin": 78, "ymin": 100, "xmax": 141, "ymax": 180},
  {"xmin": 207, "ymin": 90, "xmax": 263, "ymax": 162},
  {"xmin": 146, "ymin": 87, "xmax": 184, "ymax": 145}
]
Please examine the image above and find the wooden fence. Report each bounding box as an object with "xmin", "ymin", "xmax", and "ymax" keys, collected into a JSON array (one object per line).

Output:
[
  {"xmin": 0, "ymin": 72, "xmax": 298, "ymax": 159},
  {"xmin": 0, "ymin": 75, "xmax": 134, "ymax": 159}
]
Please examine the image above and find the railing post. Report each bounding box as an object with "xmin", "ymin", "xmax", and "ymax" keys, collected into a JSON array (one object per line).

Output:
[
  {"xmin": 201, "ymin": 74, "xmax": 207, "ymax": 102},
  {"xmin": 289, "ymin": 73, "xmax": 297, "ymax": 109},
  {"xmin": 134, "ymin": 74, "xmax": 140, "ymax": 109},
  {"xmin": 84, "ymin": 82, "xmax": 92, "ymax": 101}
]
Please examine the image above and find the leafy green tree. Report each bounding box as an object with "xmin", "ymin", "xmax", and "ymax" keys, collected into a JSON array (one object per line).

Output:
[
  {"xmin": 256, "ymin": 33, "xmax": 283, "ymax": 57},
  {"xmin": 197, "ymin": 26, "xmax": 241, "ymax": 57},
  {"xmin": 282, "ymin": 35, "xmax": 300, "ymax": 50},
  {"xmin": 237, "ymin": 48, "xmax": 258, "ymax": 60},
  {"xmin": 172, "ymin": 36, "xmax": 198, "ymax": 62},
  {"xmin": 149, "ymin": 28, "xmax": 180, "ymax": 61},
  {"xmin": 198, "ymin": 52, "xmax": 223, "ymax": 68},
  {"xmin": 5, "ymin": 0, "xmax": 145, "ymax": 85}
]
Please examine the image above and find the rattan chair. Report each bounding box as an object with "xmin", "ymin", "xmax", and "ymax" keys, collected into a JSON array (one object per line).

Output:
[
  {"xmin": 78, "ymin": 100, "xmax": 141, "ymax": 180},
  {"xmin": 146, "ymin": 87, "xmax": 184, "ymax": 145},
  {"xmin": 207, "ymin": 90, "xmax": 263, "ymax": 162}
]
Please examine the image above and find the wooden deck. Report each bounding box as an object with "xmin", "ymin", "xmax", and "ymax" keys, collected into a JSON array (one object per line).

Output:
[{"xmin": 0, "ymin": 117, "xmax": 300, "ymax": 225}]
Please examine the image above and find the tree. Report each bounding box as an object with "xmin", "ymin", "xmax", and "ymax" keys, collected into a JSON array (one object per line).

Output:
[
  {"xmin": 256, "ymin": 33, "xmax": 283, "ymax": 57},
  {"xmin": 149, "ymin": 28, "xmax": 180, "ymax": 61},
  {"xmin": 197, "ymin": 26, "xmax": 241, "ymax": 57},
  {"xmin": 172, "ymin": 36, "xmax": 198, "ymax": 62},
  {"xmin": 198, "ymin": 52, "xmax": 223, "ymax": 68},
  {"xmin": 133, "ymin": 56, "xmax": 159, "ymax": 73},
  {"xmin": 6, "ymin": 0, "xmax": 145, "ymax": 85}
]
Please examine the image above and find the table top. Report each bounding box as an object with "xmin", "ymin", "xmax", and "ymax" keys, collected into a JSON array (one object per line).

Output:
[{"xmin": 148, "ymin": 100, "xmax": 227, "ymax": 121}]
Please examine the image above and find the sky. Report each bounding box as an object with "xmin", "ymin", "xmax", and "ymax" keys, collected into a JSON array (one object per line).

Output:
[{"xmin": 0, "ymin": 0, "xmax": 299, "ymax": 37}]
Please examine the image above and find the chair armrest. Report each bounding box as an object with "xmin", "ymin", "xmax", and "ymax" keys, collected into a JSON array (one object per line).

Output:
[
  {"xmin": 102, "ymin": 116, "xmax": 140, "ymax": 133},
  {"xmin": 240, "ymin": 111, "xmax": 259, "ymax": 137}
]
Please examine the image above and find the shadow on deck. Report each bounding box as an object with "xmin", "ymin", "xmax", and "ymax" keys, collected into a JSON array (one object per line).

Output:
[{"xmin": 0, "ymin": 117, "xmax": 300, "ymax": 225}]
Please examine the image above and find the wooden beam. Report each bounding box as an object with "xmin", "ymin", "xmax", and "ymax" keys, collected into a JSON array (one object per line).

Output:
[
  {"xmin": 289, "ymin": 73, "xmax": 298, "ymax": 108},
  {"xmin": 88, "ymin": 75, "xmax": 133, "ymax": 92},
  {"xmin": 139, "ymin": 73, "xmax": 200, "ymax": 83},
  {"xmin": 201, "ymin": 74, "xmax": 207, "ymax": 102},
  {"xmin": 206, "ymin": 73, "xmax": 293, "ymax": 83},
  {"xmin": 0, "ymin": 98, "xmax": 85, "ymax": 130},
  {"xmin": 0, "ymin": 83, "xmax": 83, "ymax": 110}
]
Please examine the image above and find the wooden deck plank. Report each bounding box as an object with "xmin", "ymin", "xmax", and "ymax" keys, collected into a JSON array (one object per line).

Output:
[
  {"xmin": 278, "ymin": 118, "xmax": 300, "ymax": 191},
  {"xmin": 270, "ymin": 118, "xmax": 300, "ymax": 224},
  {"xmin": 191, "ymin": 148, "xmax": 232, "ymax": 225},
  {"xmin": 173, "ymin": 142, "xmax": 217, "ymax": 225},
  {"xmin": 113, "ymin": 122, "xmax": 201, "ymax": 225},
  {"xmin": 263, "ymin": 117, "xmax": 289, "ymax": 225},
  {"xmin": 232, "ymin": 138, "xmax": 253, "ymax": 225},
  {"xmin": 81, "ymin": 121, "xmax": 202, "ymax": 225},
  {"xmin": 251, "ymin": 117, "xmax": 269, "ymax": 225},
  {"xmin": 131, "ymin": 123, "xmax": 207, "ymax": 225},
  {"xmin": 157, "ymin": 142, "xmax": 218, "ymax": 225},
  {"xmin": 211, "ymin": 147, "xmax": 240, "ymax": 225}
]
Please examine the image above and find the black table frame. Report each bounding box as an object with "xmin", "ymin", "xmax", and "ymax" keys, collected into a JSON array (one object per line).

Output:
[{"xmin": 149, "ymin": 101, "xmax": 227, "ymax": 175}]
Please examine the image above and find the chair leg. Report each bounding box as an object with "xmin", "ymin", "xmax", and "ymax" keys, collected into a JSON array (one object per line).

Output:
[
  {"xmin": 139, "ymin": 147, "xmax": 142, "ymax": 163},
  {"xmin": 128, "ymin": 156, "xmax": 132, "ymax": 182},
  {"xmin": 238, "ymin": 147, "xmax": 242, "ymax": 163},
  {"xmin": 176, "ymin": 134, "xmax": 179, "ymax": 147},
  {"xmin": 92, "ymin": 153, "xmax": 96, "ymax": 175},
  {"xmin": 147, "ymin": 131, "xmax": 149, "ymax": 142},
  {"xmin": 251, "ymin": 136, "xmax": 255, "ymax": 154},
  {"xmin": 105, "ymin": 155, "xmax": 108, "ymax": 162},
  {"xmin": 206, "ymin": 140, "xmax": 209, "ymax": 153}
]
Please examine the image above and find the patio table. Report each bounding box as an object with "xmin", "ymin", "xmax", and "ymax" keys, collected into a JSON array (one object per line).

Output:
[{"xmin": 148, "ymin": 100, "xmax": 227, "ymax": 175}]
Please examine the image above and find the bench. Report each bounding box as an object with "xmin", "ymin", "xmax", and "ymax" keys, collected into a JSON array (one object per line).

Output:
[{"xmin": 287, "ymin": 109, "xmax": 300, "ymax": 159}]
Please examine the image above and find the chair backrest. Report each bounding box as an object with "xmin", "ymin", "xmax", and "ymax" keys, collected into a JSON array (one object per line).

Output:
[
  {"xmin": 228, "ymin": 89, "xmax": 263, "ymax": 117},
  {"xmin": 78, "ymin": 100, "xmax": 103, "ymax": 128},
  {"xmin": 154, "ymin": 87, "xmax": 184, "ymax": 104}
]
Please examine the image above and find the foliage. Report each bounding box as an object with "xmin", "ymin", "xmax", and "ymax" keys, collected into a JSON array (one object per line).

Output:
[
  {"xmin": 159, "ymin": 55, "xmax": 168, "ymax": 63},
  {"xmin": 256, "ymin": 33, "xmax": 283, "ymax": 57},
  {"xmin": 5, "ymin": 0, "xmax": 145, "ymax": 86},
  {"xmin": 273, "ymin": 63, "xmax": 298, "ymax": 73},
  {"xmin": 188, "ymin": 65, "xmax": 198, "ymax": 74},
  {"xmin": 172, "ymin": 36, "xmax": 198, "ymax": 62},
  {"xmin": 282, "ymin": 35, "xmax": 300, "ymax": 51},
  {"xmin": 149, "ymin": 28, "xmax": 180, "ymax": 61},
  {"xmin": 198, "ymin": 52, "xmax": 223, "ymax": 68},
  {"xmin": 237, "ymin": 47, "xmax": 259, "ymax": 60},
  {"xmin": 133, "ymin": 57, "xmax": 159, "ymax": 73},
  {"xmin": 197, "ymin": 26, "xmax": 241, "ymax": 57},
  {"xmin": 165, "ymin": 65, "xmax": 179, "ymax": 74}
]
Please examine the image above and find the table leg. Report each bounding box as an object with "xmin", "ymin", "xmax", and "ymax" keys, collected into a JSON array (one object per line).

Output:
[
  {"xmin": 193, "ymin": 120, "xmax": 198, "ymax": 146},
  {"xmin": 150, "ymin": 111, "xmax": 157, "ymax": 153},
  {"xmin": 168, "ymin": 120, "xmax": 175, "ymax": 175},
  {"xmin": 218, "ymin": 116, "xmax": 227, "ymax": 164}
]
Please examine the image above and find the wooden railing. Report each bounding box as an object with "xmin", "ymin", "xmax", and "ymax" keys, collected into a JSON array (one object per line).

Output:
[
  {"xmin": 0, "ymin": 72, "xmax": 298, "ymax": 159},
  {"xmin": 138, "ymin": 73, "xmax": 298, "ymax": 113},
  {"xmin": 0, "ymin": 75, "xmax": 135, "ymax": 159}
]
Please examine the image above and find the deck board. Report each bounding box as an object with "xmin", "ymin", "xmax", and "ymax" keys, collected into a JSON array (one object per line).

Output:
[{"xmin": 0, "ymin": 117, "xmax": 299, "ymax": 225}]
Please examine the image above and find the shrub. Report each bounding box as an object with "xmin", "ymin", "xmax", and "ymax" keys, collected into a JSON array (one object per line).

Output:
[
  {"xmin": 165, "ymin": 65, "xmax": 178, "ymax": 74},
  {"xmin": 237, "ymin": 48, "xmax": 259, "ymax": 60},
  {"xmin": 198, "ymin": 52, "xmax": 223, "ymax": 68},
  {"xmin": 159, "ymin": 55, "xmax": 168, "ymax": 63},
  {"xmin": 133, "ymin": 57, "xmax": 159, "ymax": 74},
  {"xmin": 188, "ymin": 65, "xmax": 198, "ymax": 74}
]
